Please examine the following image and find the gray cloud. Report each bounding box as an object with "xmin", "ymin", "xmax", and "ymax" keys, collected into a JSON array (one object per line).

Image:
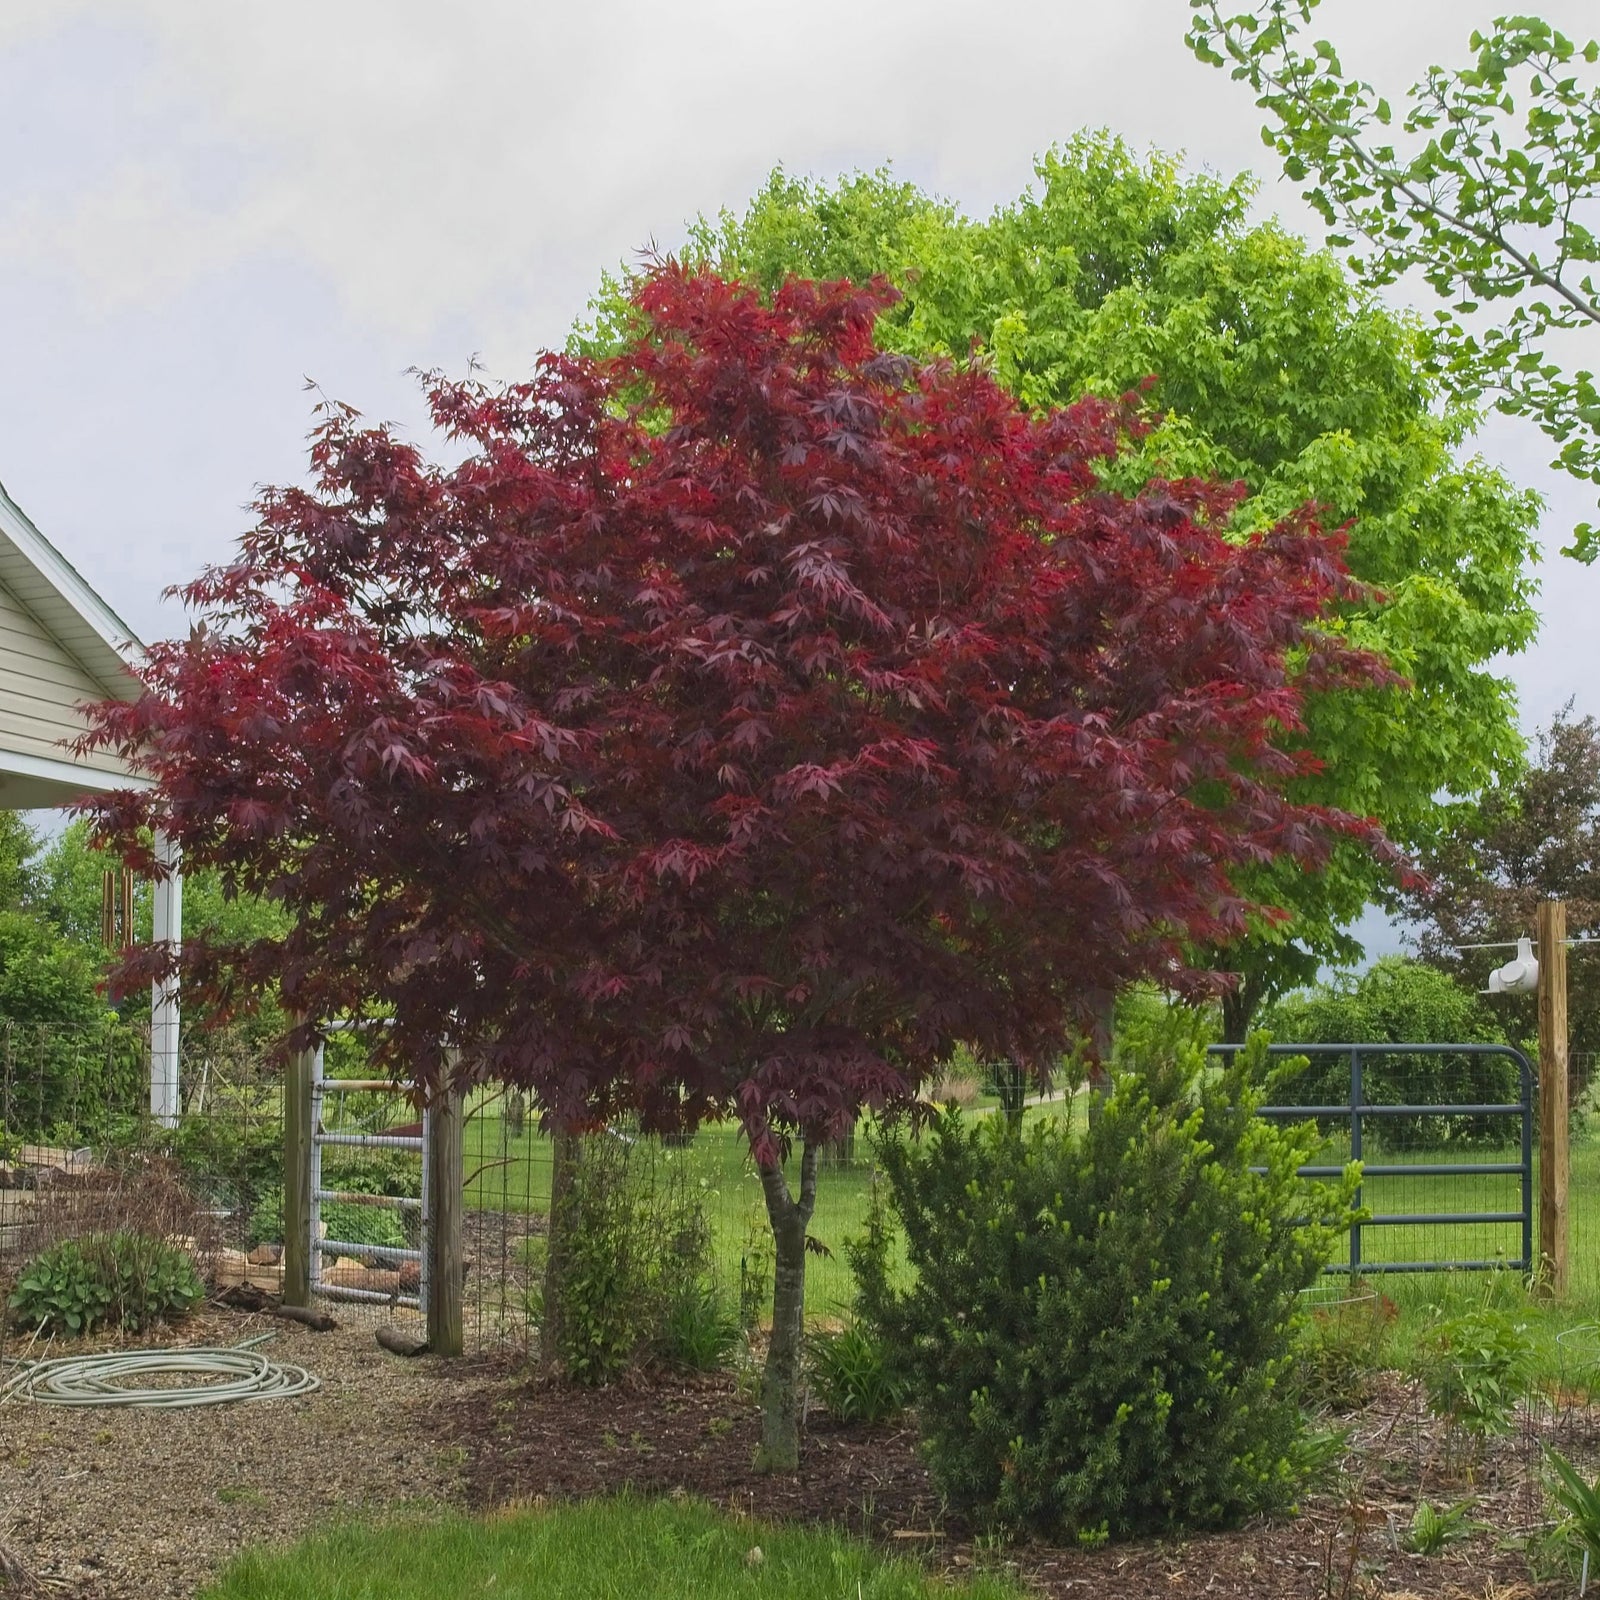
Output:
[{"xmin": 0, "ymin": 0, "xmax": 1594, "ymax": 740}]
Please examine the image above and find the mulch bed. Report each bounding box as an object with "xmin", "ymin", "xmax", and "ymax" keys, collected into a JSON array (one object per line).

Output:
[
  {"xmin": 2, "ymin": 1296, "xmax": 1586, "ymax": 1599},
  {"xmin": 440, "ymin": 1366, "xmax": 1578, "ymax": 1599}
]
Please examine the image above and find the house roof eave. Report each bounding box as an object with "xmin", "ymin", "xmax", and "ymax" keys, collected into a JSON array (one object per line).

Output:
[{"xmin": 0, "ymin": 477, "xmax": 146, "ymax": 704}]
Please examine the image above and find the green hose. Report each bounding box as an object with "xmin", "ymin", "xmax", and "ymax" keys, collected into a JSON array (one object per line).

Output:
[{"xmin": 0, "ymin": 1332, "xmax": 319, "ymax": 1408}]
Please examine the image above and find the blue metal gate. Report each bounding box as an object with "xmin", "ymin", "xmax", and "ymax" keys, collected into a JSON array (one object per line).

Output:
[{"xmin": 1209, "ymin": 1042, "xmax": 1534, "ymax": 1277}]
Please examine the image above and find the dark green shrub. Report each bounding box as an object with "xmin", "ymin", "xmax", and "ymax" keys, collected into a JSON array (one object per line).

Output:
[
  {"xmin": 8, "ymin": 1232, "xmax": 204, "ymax": 1335},
  {"xmin": 856, "ymin": 1034, "xmax": 1358, "ymax": 1542},
  {"xmin": 807, "ymin": 1323, "xmax": 908, "ymax": 1424}
]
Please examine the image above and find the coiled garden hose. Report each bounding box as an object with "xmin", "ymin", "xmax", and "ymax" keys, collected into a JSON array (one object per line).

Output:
[{"xmin": 0, "ymin": 1332, "xmax": 319, "ymax": 1408}]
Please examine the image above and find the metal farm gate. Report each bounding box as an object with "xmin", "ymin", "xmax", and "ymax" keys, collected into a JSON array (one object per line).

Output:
[
  {"xmin": 1211, "ymin": 1042, "xmax": 1535, "ymax": 1277},
  {"xmin": 307, "ymin": 1033, "xmax": 430, "ymax": 1314}
]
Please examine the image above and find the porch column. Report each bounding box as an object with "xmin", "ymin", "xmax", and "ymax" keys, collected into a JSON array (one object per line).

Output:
[{"xmin": 150, "ymin": 829, "xmax": 182, "ymax": 1126}]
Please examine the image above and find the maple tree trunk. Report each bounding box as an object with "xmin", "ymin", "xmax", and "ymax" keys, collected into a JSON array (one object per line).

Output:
[
  {"xmin": 753, "ymin": 1139, "xmax": 818, "ymax": 1473},
  {"xmin": 541, "ymin": 1127, "xmax": 580, "ymax": 1374}
]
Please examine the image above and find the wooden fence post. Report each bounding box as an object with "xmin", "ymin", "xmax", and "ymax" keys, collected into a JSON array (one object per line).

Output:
[
  {"xmin": 426, "ymin": 1077, "xmax": 464, "ymax": 1357},
  {"xmin": 282, "ymin": 1034, "xmax": 314, "ymax": 1309},
  {"xmin": 1537, "ymin": 899, "xmax": 1570, "ymax": 1298}
]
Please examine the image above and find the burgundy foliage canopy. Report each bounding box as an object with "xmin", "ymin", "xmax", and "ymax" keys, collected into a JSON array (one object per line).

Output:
[{"xmin": 85, "ymin": 270, "xmax": 1396, "ymax": 1156}]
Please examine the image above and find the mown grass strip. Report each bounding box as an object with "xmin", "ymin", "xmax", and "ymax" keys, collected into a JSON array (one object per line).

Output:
[{"xmin": 200, "ymin": 1495, "xmax": 1021, "ymax": 1600}]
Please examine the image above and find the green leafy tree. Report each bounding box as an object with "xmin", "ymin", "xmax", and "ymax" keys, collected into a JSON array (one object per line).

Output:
[
  {"xmin": 0, "ymin": 910, "xmax": 114, "ymax": 1034},
  {"xmin": 1260, "ymin": 955, "xmax": 1518, "ymax": 1147},
  {"xmin": 0, "ymin": 819, "xmax": 132, "ymax": 1136},
  {"xmin": 30, "ymin": 819, "xmax": 292, "ymax": 1043},
  {"xmin": 1186, "ymin": 3, "xmax": 1600, "ymax": 561},
  {"xmin": 579, "ymin": 138, "xmax": 1540, "ymax": 1034},
  {"xmin": 31, "ymin": 818, "xmax": 127, "ymax": 952},
  {"xmin": 0, "ymin": 907, "xmax": 124, "ymax": 1135},
  {"xmin": 0, "ymin": 813, "xmax": 39, "ymax": 912}
]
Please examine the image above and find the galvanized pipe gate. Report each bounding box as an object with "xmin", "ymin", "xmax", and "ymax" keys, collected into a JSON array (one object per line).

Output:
[
  {"xmin": 1212, "ymin": 1042, "xmax": 1535, "ymax": 1277},
  {"xmin": 281, "ymin": 1022, "xmax": 464, "ymax": 1354},
  {"xmin": 308, "ymin": 1033, "xmax": 430, "ymax": 1312}
]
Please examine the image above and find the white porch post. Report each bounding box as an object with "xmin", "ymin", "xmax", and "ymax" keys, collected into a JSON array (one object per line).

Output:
[{"xmin": 150, "ymin": 830, "xmax": 182, "ymax": 1126}]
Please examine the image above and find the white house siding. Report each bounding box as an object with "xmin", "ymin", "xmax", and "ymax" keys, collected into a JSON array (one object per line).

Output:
[{"xmin": 0, "ymin": 574, "xmax": 136, "ymax": 782}]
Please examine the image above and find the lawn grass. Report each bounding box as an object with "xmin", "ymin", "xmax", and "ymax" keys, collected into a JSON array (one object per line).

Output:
[{"xmin": 199, "ymin": 1496, "xmax": 1022, "ymax": 1600}]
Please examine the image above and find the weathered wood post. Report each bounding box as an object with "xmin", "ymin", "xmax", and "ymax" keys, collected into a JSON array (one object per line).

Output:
[
  {"xmin": 281, "ymin": 1031, "xmax": 314, "ymax": 1309},
  {"xmin": 425, "ymin": 1071, "xmax": 465, "ymax": 1357},
  {"xmin": 1537, "ymin": 898, "xmax": 1570, "ymax": 1298}
]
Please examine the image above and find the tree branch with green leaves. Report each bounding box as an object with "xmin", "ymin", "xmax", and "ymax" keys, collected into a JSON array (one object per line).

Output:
[{"xmin": 1187, "ymin": 2, "xmax": 1600, "ymax": 559}]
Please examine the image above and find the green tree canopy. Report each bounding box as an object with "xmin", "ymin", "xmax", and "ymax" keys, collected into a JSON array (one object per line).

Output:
[
  {"xmin": 26, "ymin": 820, "xmax": 292, "ymax": 1044},
  {"xmin": 1260, "ymin": 955, "xmax": 1518, "ymax": 1148},
  {"xmin": 0, "ymin": 812, "xmax": 39, "ymax": 912},
  {"xmin": 578, "ymin": 134, "xmax": 1541, "ymax": 1034}
]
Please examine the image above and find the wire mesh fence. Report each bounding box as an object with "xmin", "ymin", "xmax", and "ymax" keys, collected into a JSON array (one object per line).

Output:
[
  {"xmin": 0, "ymin": 1022, "xmax": 870, "ymax": 1358},
  {"xmin": 1563, "ymin": 1049, "xmax": 1600, "ymax": 1297},
  {"xmin": 10, "ymin": 1020, "xmax": 1600, "ymax": 1363}
]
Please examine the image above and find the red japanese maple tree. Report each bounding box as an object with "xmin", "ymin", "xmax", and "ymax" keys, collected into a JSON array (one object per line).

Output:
[{"xmin": 84, "ymin": 268, "xmax": 1396, "ymax": 1467}]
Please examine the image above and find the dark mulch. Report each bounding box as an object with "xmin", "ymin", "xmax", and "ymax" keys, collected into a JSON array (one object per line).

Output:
[{"xmin": 438, "ymin": 1364, "xmax": 1568, "ymax": 1599}]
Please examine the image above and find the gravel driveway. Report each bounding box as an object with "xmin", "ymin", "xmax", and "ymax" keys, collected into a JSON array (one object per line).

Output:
[{"xmin": 0, "ymin": 1308, "xmax": 496, "ymax": 1598}]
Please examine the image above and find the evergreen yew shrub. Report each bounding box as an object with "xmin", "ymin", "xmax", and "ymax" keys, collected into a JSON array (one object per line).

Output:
[{"xmin": 855, "ymin": 1035, "xmax": 1358, "ymax": 1542}]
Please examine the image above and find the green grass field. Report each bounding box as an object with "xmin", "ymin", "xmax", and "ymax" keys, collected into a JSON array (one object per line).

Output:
[{"xmin": 199, "ymin": 1497, "xmax": 1023, "ymax": 1600}]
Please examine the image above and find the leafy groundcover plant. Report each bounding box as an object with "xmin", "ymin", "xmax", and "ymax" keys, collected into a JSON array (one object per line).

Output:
[
  {"xmin": 856, "ymin": 1034, "xmax": 1359, "ymax": 1542},
  {"xmin": 8, "ymin": 1232, "xmax": 204, "ymax": 1336}
]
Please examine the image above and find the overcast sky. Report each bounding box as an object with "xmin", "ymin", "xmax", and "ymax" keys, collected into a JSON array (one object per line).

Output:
[{"xmin": 1, "ymin": 1, "xmax": 1594, "ymax": 777}]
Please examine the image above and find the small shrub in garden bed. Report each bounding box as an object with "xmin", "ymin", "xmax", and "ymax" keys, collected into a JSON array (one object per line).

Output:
[
  {"xmin": 8, "ymin": 1231, "xmax": 204, "ymax": 1336},
  {"xmin": 1414, "ymin": 1302, "xmax": 1534, "ymax": 1463},
  {"xmin": 807, "ymin": 1323, "xmax": 908, "ymax": 1424},
  {"xmin": 855, "ymin": 1033, "xmax": 1359, "ymax": 1543},
  {"xmin": 1294, "ymin": 1286, "xmax": 1396, "ymax": 1411}
]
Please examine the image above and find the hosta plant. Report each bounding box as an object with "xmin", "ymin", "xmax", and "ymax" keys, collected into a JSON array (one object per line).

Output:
[{"xmin": 8, "ymin": 1232, "xmax": 204, "ymax": 1336}]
